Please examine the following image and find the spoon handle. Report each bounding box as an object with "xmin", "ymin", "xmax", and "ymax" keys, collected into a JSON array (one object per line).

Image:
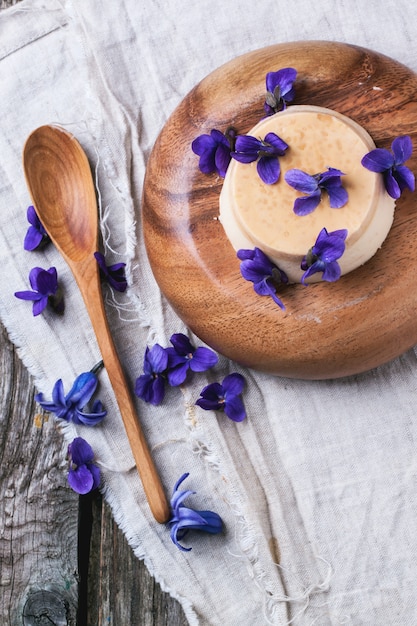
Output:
[{"xmin": 75, "ymin": 259, "xmax": 170, "ymax": 524}]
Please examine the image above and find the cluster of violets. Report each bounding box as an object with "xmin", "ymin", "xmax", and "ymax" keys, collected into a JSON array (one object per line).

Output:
[
  {"xmin": 135, "ymin": 332, "xmax": 247, "ymax": 422},
  {"xmin": 17, "ymin": 205, "xmax": 225, "ymax": 549},
  {"xmin": 36, "ymin": 333, "xmax": 234, "ymax": 548},
  {"xmin": 14, "ymin": 205, "xmax": 127, "ymax": 316},
  {"xmin": 192, "ymin": 67, "xmax": 415, "ymax": 308}
]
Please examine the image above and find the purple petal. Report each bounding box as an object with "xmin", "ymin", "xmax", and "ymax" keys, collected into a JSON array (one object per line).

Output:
[
  {"xmin": 69, "ymin": 437, "xmax": 95, "ymax": 466},
  {"xmin": 315, "ymin": 236, "xmax": 346, "ymax": 262},
  {"xmin": 293, "ymin": 192, "xmax": 321, "ymax": 216},
  {"xmin": 24, "ymin": 227, "xmax": 44, "ymax": 251},
  {"xmin": 52, "ymin": 379, "xmax": 66, "ymax": 406},
  {"xmin": 321, "ymin": 261, "xmax": 342, "ymax": 282},
  {"xmin": 172, "ymin": 507, "xmax": 209, "ymax": 529},
  {"xmin": 236, "ymin": 248, "xmax": 255, "ymax": 261},
  {"xmin": 170, "ymin": 333, "xmax": 194, "ymax": 355},
  {"xmin": 28, "ymin": 266, "xmax": 44, "ymax": 290},
  {"xmin": 89, "ymin": 463, "xmax": 101, "ymax": 490},
  {"xmin": 232, "ymin": 135, "xmax": 262, "ymax": 161},
  {"xmin": 240, "ymin": 261, "xmax": 268, "ymax": 284},
  {"xmin": 193, "ymin": 509, "xmax": 223, "ymax": 533},
  {"xmin": 94, "ymin": 251, "xmax": 107, "ymax": 273},
  {"xmin": 75, "ymin": 403, "xmax": 107, "ymax": 426},
  {"xmin": 33, "ymin": 267, "xmax": 58, "ymax": 295},
  {"xmin": 361, "ymin": 148, "xmax": 394, "ymax": 173},
  {"xmin": 264, "ymin": 132, "xmax": 289, "ymax": 154},
  {"xmin": 135, "ymin": 374, "xmax": 165, "ymax": 405},
  {"xmin": 263, "ymin": 278, "xmax": 286, "ymax": 309},
  {"xmin": 253, "ymin": 276, "xmax": 285, "ymax": 311},
  {"xmin": 189, "ymin": 346, "xmax": 218, "ymax": 372},
  {"xmin": 234, "ymin": 134, "xmax": 262, "ymax": 152},
  {"xmin": 199, "ymin": 381, "xmax": 224, "ymax": 400},
  {"xmin": 214, "ymin": 143, "xmax": 231, "ymax": 177},
  {"xmin": 392, "ymin": 135, "xmax": 413, "ymax": 164},
  {"xmin": 68, "ymin": 464, "xmax": 95, "ymax": 494},
  {"xmin": 327, "ymin": 184, "xmax": 349, "ymax": 208},
  {"xmin": 27, "ymin": 205, "xmax": 39, "ymax": 226},
  {"xmin": 173, "ymin": 472, "xmax": 189, "ymax": 492},
  {"xmin": 394, "ymin": 165, "xmax": 415, "ymax": 192},
  {"xmin": 192, "ymin": 135, "xmax": 217, "ymax": 173},
  {"xmin": 171, "ymin": 488, "xmax": 197, "ymax": 512},
  {"xmin": 67, "ymin": 372, "xmax": 97, "ymax": 406},
  {"xmin": 301, "ymin": 264, "xmax": 319, "ymax": 284},
  {"xmin": 146, "ymin": 343, "xmax": 169, "ymax": 374},
  {"xmin": 224, "ymin": 394, "xmax": 246, "ymax": 422},
  {"xmin": 167, "ymin": 362, "xmax": 189, "ymax": 386},
  {"xmin": 318, "ymin": 167, "xmax": 345, "ymax": 183},
  {"xmin": 257, "ymin": 156, "xmax": 279, "ymax": 184},
  {"xmin": 222, "ymin": 373, "xmax": 245, "ymax": 396},
  {"xmin": 384, "ymin": 170, "xmax": 401, "ymax": 199},
  {"xmin": 266, "ymin": 67, "xmax": 297, "ymax": 96},
  {"xmin": 191, "ymin": 133, "xmax": 216, "ymax": 156},
  {"xmin": 253, "ymin": 277, "xmax": 275, "ymax": 297},
  {"xmin": 14, "ymin": 289, "xmax": 42, "ymax": 302},
  {"xmin": 196, "ymin": 396, "xmax": 223, "ymax": 411},
  {"xmin": 285, "ymin": 169, "xmax": 318, "ymax": 193},
  {"xmin": 32, "ymin": 297, "xmax": 49, "ymax": 316}
]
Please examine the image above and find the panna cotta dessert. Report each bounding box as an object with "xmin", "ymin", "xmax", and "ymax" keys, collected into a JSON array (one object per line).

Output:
[{"xmin": 219, "ymin": 105, "xmax": 396, "ymax": 283}]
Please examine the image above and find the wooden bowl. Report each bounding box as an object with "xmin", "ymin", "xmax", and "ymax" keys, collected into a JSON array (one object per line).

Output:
[{"xmin": 142, "ymin": 41, "xmax": 417, "ymax": 379}]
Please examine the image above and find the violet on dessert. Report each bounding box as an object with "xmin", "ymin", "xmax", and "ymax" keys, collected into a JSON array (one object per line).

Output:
[{"xmin": 284, "ymin": 167, "xmax": 349, "ymax": 215}]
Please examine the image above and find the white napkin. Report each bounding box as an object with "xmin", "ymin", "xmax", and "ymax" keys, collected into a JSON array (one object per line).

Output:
[{"xmin": 1, "ymin": 0, "xmax": 417, "ymax": 624}]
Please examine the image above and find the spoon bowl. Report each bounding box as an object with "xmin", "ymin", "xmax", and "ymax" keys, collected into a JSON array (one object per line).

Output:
[
  {"xmin": 24, "ymin": 125, "xmax": 97, "ymax": 263},
  {"xmin": 23, "ymin": 125, "xmax": 170, "ymax": 523}
]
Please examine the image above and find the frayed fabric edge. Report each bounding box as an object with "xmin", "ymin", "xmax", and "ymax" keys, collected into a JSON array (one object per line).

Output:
[{"xmin": 182, "ymin": 388, "xmax": 334, "ymax": 626}]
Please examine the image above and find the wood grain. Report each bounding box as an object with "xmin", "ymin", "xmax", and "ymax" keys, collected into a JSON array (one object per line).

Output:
[
  {"xmin": 0, "ymin": 324, "xmax": 78, "ymax": 625},
  {"xmin": 142, "ymin": 41, "xmax": 417, "ymax": 379}
]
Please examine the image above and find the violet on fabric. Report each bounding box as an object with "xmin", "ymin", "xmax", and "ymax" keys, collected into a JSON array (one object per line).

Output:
[
  {"xmin": 67, "ymin": 437, "xmax": 101, "ymax": 495},
  {"xmin": 168, "ymin": 473, "xmax": 223, "ymax": 551},
  {"xmin": 14, "ymin": 266, "xmax": 64, "ymax": 316},
  {"xmin": 36, "ymin": 368, "xmax": 107, "ymax": 426}
]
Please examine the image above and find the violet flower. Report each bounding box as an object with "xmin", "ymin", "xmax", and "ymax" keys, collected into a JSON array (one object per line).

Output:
[
  {"xmin": 36, "ymin": 366, "xmax": 107, "ymax": 426},
  {"xmin": 168, "ymin": 473, "xmax": 223, "ymax": 552},
  {"xmin": 135, "ymin": 343, "xmax": 169, "ymax": 405},
  {"xmin": 192, "ymin": 127, "xmax": 236, "ymax": 177},
  {"xmin": 67, "ymin": 437, "xmax": 101, "ymax": 495},
  {"xmin": 361, "ymin": 135, "xmax": 415, "ymax": 199},
  {"xmin": 14, "ymin": 266, "xmax": 64, "ymax": 316},
  {"xmin": 94, "ymin": 251, "xmax": 127, "ymax": 292},
  {"xmin": 24, "ymin": 205, "xmax": 50, "ymax": 251},
  {"xmin": 166, "ymin": 333, "xmax": 218, "ymax": 386},
  {"xmin": 196, "ymin": 373, "xmax": 246, "ymax": 422},
  {"xmin": 237, "ymin": 247, "xmax": 288, "ymax": 310},
  {"xmin": 284, "ymin": 167, "xmax": 348, "ymax": 216},
  {"xmin": 231, "ymin": 132, "xmax": 289, "ymax": 184},
  {"xmin": 264, "ymin": 67, "xmax": 297, "ymax": 116},
  {"xmin": 301, "ymin": 227, "xmax": 348, "ymax": 284}
]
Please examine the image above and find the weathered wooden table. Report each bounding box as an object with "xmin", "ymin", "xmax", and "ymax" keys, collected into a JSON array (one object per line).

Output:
[{"xmin": 0, "ymin": 1, "xmax": 188, "ymax": 623}]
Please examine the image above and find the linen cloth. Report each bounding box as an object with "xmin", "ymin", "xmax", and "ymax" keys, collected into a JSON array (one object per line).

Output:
[{"xmin": 1, "ymin": 0, "xmax": 417, "ymax": 623}]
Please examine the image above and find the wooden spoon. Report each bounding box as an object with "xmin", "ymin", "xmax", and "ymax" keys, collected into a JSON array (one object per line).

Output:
[{"xmin": 23, "ymin": 124, "xmax": 170, "ymax": 524}]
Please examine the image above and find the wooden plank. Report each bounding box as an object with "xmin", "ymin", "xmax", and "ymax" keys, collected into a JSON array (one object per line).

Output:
[
  {"xmin": 0, "ymin": 323, "xmax": 79, "ymax": 625},
  {"xmin": 86, "ymin": 494, "xmax": 188, "ymax": 626}
]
